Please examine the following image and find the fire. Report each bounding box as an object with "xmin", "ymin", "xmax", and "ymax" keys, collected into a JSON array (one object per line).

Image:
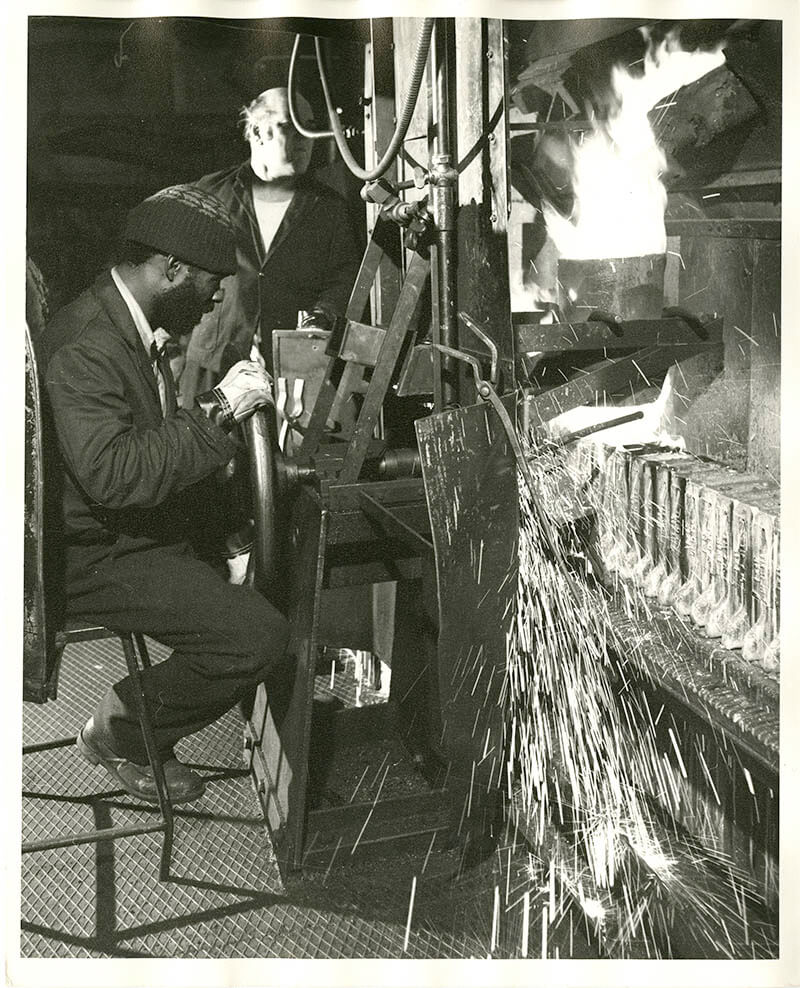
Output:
[{"xmin": 543, "ymin": 29, "xmax": 725, "ymax": 260}]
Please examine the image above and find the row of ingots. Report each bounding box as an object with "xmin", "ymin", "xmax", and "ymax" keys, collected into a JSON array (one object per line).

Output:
[{"xmin": 542, "ymin": 441, "xmax": 780, "ymax": 674}]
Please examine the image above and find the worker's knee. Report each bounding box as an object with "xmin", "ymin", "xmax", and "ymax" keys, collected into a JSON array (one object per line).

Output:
[{"xmin": 222, "ymin": 591, "xmax": 289, "ymax": 676}]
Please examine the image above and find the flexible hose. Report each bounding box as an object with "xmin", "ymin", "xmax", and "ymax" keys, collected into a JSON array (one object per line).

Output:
[
  {"xmin": 288, "ymin": 20, "xmax": 435, "ymax": 182},
  {"xmin": 288, "ymin": 33, "xmax": 333, "ymax": 139}
]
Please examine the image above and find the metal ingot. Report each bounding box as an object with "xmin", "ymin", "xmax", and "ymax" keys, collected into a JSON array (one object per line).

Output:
[
  {"xmin": 690, "ymin": 487, "xmax": 719, "ymax": 629},
  {"xmin": 704, "ymin": 493, "xmax": 734, "ymax": 638},
  {"xmin": 617, "ymin": 454, "xmax": 647, "ymax": 581},
  {"xmin": 673, "ymin": 479, "xmax": 703, "ymax": 618},
  {"xmin": 741, "ymin": 511, "xmax": 777, "ymax": 666},
  {"xmin": 634, "ymin": 451, "xmax": 694, "ymax": 598},
  {"xmin": 598, "ymin": 447, "xmax": 629, "ymax": 574},
  {"xmin": 720, "ymin": 500, "xmax": 753, "ymax": 651},
  {"xmin": 557, "ymin": 254, "xmax": 666, "ymax": 323},
  {"xmin": 632, "ymin": 458, "xmax": 658, "ymax": 588},
  {"xmin": 657, "ymin": 469, "xmax": 686, "ymax": 608},
  {"xmin": 763, "ymin": 529, "xmax": 781, "ymax": 672},
  {"xmin": 763, "ymin": 636, "xmax": 780, "ymax": 672},
  {"xmin": 644, "ymin": 462, "xmax": 672, "ymax": 598}
]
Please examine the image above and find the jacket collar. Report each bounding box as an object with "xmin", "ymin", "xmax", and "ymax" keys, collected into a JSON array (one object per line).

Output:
[{"xmin": 92, "ymin": 268, "xmax": 163, "ymax": 411}]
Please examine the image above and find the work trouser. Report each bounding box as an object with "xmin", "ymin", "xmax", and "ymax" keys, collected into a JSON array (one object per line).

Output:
[{"xmin": 64, "ymin": 540, "xmax": 289, "ymax": 764}]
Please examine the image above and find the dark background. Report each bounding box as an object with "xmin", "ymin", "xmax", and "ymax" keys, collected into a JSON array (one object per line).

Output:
[{"xmin": 26, "ymin": 16, "xmax": 373, "ymax": 312}]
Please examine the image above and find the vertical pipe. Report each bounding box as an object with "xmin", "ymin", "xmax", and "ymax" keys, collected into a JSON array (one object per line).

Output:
[{"xmin": 430, "ymin": 18, "xmax": 459, "ymax": 408}]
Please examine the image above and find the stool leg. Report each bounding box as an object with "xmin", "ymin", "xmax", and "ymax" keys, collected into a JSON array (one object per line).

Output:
[
  {"xmin": 120, "ymin": 633, "xmax": 174, "ymax": 880},
  {"xmin": 136, "ymin": 633, "xmax": 153, "ymax": 670}
]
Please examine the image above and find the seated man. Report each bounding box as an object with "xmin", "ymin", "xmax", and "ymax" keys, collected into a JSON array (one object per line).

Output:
[
  {"xmin": 40, "ymin": 184, "xmax": 287, "ymax": 804},
  {"xmin": 179, "ymin": 86, "xmax": 361, "ymax": 404}
]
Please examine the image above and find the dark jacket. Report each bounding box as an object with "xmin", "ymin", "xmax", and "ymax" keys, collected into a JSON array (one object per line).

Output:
[
  {"xmin": 40, "ymin": 270, "xmax": 238, "ymax": 556},
  {"xmin": 183, "ymin": 164, "xmax": 360, "ymax": 384}
]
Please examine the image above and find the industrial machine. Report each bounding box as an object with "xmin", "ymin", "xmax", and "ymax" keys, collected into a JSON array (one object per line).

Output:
[
  {"xmin": 235, "ymin": 18, "xmax": 779, "ymax": 959},
  {"xmin": 21, "ymin": 14, "xmax": 781, "ymax": 960}
]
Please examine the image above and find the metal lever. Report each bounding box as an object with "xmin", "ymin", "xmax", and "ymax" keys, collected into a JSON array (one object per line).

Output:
[
  {"xmin": 430, "ymin": 343, "xmax": 491, "ymax": 399},
  {"xmin": 458, "ymin": 311, "xmax": 499, "ymax": 388},
  {"xmin": 662, "ymin": 306, "xmax": 710, "ymax": 340},
  {"xmin": 586, "ymin": 309, "xmax": 625, "ymax": 337}
]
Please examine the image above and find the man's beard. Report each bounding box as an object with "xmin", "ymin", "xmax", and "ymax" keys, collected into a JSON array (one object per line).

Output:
[{"xmin": 152, "ymin": 280, "xmax": 213, "ymax": 338}]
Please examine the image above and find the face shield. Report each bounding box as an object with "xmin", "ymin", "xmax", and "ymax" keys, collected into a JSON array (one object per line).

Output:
[{"xmin": 248, "ymin": 89, "xmax": 314, "ymax": 181}]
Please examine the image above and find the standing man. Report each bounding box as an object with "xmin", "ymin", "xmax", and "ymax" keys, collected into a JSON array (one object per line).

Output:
[
  {"xmin": 179, "ymin": 86, "xmax": 361, "ymax": 405},
  {"xmin": 41, "ymin": 184, "xmax": 287, "ymax": 804}
]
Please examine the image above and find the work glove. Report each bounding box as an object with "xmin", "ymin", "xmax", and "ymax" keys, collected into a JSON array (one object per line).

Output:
[
  {"xmin": 299, "ymin": 306, "xmax": 335, "ymax": 331},
  {"xmin": 197, "ymin": 360, "xmax": 273, "ymax": 431}
]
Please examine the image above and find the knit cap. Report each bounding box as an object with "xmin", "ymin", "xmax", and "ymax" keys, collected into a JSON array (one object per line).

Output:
[{"xmin": 123, "ymin": 184, "xmax": 237, "ymax": 276}]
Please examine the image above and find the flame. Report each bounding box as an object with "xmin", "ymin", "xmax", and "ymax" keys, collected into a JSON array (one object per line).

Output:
[{"xmin": 544, "ymin": 29, "xmax": 725, "ymax": 260}]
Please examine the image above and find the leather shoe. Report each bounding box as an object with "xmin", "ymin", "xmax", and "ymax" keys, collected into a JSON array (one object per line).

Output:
[{"xmin": 76, "ymin": 718, "xmax": 206, "ymax": 805}]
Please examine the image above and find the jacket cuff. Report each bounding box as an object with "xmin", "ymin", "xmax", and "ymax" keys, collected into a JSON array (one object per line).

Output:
[
  {"xmin": 223, "ymin": 520, "xmax": 255, "ymax": 559},
  {"xmin": 301, "ymin": 304, "xmax": 336, "ymax": 330},
  {"xmin": 197, "ymin": 387, "xmax": 235, "ymax": 432}
]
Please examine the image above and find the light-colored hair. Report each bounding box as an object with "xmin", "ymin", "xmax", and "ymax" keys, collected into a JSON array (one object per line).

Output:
[{"xmin": 240, "ymin": 87, "xmax": 313, "ymax": 142}]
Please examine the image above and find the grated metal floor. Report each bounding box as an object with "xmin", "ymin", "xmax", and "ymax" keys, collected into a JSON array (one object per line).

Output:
[{"xmin": 21, "ymin": 638, "xmax": 586, "ymax": 960}]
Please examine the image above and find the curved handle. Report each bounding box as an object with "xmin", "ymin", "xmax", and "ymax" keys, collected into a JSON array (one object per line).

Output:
[{"xmin": 242, "ymin": 407, "xmax": 280, "ymax": 594}]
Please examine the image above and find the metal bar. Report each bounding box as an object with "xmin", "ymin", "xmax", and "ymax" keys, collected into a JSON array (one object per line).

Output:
[
  {"xmin": 453, "ymin": 18, "xmax": 515, "ymax": 399},
  {"xmin": 345, "ymin": 221, "xmax": 389, "ymax": 323},
  {"xmin": 136, "ymin": 631, "xmax": 153, "ymax": 669},
  {"xmin": 431, "ymin": 17, "xmax": 458, "ymax": 408},
  {"xmin": 127, "ymin": 633, "xmax": 173, "ymax": 880},
  {"xmin": 486, "ymin": 19, "xmax": 511, "ymax": 239},
  {"xmin": 298, "ymin": 234, "xmax": 389, "ymax": 463},
  {"xmin": 327, "ymin": 476, "xmax": 425, "ymax": 511},
  {"xmin": 23, "ymin": 737, "xmax": 76, "ymax": 754},
  {"xmin": 548, "ymin": 409, "xmax": 644, "ymax": 446},
  {"xmin": 23, "ymin": 821, "xmax": 167, "ymax": 854},
  {"xmin": 338, "ymin": 249, "xmax": 431, "ymax": 483},
  {"xmin": 358, "ymin": 491, "xmax": 435, "ymax": 555},
  {"xmin": 61, "ymin": 626, "xmax": 119, "ymax": 643},
  {"xmin": 362, "ymin": 30, "xmax": 404, "ymax": 327},
  {"xmin": 287, "ymin": 502, "xmax": 329, "ymax": 871},
  {"xmin": 517, "ymin": 316, "xmax": 723, "ymax": 353}
]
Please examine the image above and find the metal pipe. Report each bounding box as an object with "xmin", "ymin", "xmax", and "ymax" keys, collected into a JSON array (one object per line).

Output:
[
  {"xmin": 376, "ymin": 447, "xmax": 422, "ymax": 479},
  {"xmin": 289, "ymin": 22, "xmax": 434, "ymax": 181},
  {"xmin": 430, "ymin": 18, "xmax": 459, "ymax": 408}
]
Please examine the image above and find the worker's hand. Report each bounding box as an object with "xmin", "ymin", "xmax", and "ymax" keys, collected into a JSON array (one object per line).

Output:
[
  {"xmin": 214, "ymin": 360, "xmax": 273, "ymax": 424},
  {"xmin": 300, "ymin": 307, "xmax": 335, "ymax": 332}
]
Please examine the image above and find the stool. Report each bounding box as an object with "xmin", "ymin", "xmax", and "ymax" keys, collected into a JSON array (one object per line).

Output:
[{"xmin": 22, "ymin": 624, "xmax": 175, "ymax": 881}]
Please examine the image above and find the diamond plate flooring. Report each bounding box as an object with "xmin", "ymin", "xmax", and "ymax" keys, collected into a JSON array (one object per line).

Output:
[{"xmin": 21, "ymin": 638, "xmax": 586, "ymax": 960}]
